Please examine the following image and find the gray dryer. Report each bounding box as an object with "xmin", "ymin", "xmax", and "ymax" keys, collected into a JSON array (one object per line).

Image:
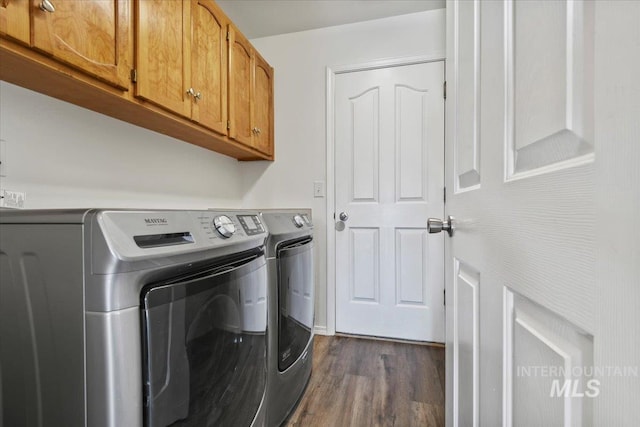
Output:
[{"xmin": 261, "ymin": 210, "xmax": 314, "ymax": 427}]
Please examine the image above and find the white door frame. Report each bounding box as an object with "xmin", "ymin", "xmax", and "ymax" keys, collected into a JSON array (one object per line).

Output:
[{"xmin": 325, "ymin": 53, "xmax": 446, "ymax": 335}]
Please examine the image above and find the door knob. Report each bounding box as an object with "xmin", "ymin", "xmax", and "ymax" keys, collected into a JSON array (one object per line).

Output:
[
  {"xmin": 339, "ymin": 212, "xmax": 349, "ymax": 221},
  {"xmin": 39, "ymin": 0, "xmax": 55, "ymax": 12},
  {"xmin": 427, "ymin": 215, "xmax": 455, "ymax": 237}
]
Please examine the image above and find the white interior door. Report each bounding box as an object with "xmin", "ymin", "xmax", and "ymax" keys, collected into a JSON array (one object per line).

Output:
[
  {"xmin": 445, "ymin": 1, "xmax": 640, "ymax": 426},
  {"xmin": 334, "ymin": 61, "xmax": 445, "ymax": 342}
]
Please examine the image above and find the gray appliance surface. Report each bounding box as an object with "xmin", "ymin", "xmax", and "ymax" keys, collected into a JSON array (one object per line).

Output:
[
  {"xmin": 261, "ymin": 209, "xmax": 313, "ymax": 257},
  {"xmin": 260, "ymin": 210, "xmax": 314, "ymax": 427},
  {"xmin": 0, "ymin": 208, "xmax": 269, "ymax": 427}
]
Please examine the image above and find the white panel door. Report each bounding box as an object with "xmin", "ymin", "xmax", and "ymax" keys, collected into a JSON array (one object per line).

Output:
[
  {"xmin": 445, "ymin": 1, "xmax": 640, "ymax": 426},
  {"xmin": 334, "ymin": 62, "xmax": 445, "ymax": 342}
]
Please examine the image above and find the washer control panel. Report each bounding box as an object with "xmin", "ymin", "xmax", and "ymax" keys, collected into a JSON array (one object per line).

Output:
[
  {"xmin": 237, "ymin": 214, "xmax": 266, "ymax": 236},
  {"xmin": 213, "ymin": 215, "xmax": 236, "ymax": 238},
  {"xmin": 96, "ymin": 210, "xmax": 267, "ymax": 262}
]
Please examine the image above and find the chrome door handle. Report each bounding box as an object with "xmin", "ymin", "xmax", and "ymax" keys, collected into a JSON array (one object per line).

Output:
[
  {"xmin": 427, "ymin": 215, "xmax": 455, "ymax": 237},
  {"xmin": 339, "ymin": 212, "xmax": 349, "ymax": 221}
]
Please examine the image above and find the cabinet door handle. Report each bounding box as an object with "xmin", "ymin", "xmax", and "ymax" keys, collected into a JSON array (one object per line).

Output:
[
  {"xmin": 186, "ymin": 87, "xmax": 195, "ymax": 97},
  {"xmin": 39, "ymin": 0, "xmax": 55, "ymax": 12},
  {"xmin": 194, "ymin": 92, "xmax": 202, "ymax": 101}
]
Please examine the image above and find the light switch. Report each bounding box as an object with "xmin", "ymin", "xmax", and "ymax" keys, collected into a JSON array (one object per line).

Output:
[
  {"xmin": 0, "ymin": 139, "xmax": 6, "ymax": 177},
  {"xmin": 313, "ymin": 181, "xmax": 325, "ymax": 198}
]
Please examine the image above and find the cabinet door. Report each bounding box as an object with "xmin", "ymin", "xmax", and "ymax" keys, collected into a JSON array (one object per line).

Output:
[
  {"xmin": 136, "ymin": 0, "xmax": 191, "ymax": 118},
  {"xmin": 0, "ymin": 0, "xmax": 29, "ymax": 44},
  {"xmin": 31, "ymin": 0, "xmax": 130, "ymax": 89},
  {"xmin": 191, "ymin": 0, "xmax": 227, "ymax": 136},
  {"xmin": 252, "ymin": 53, "xmax": 273, "ymax": 156},
  {"xmin": 228, "ymin": 25, "xmax": 252, "ymax": 146}
]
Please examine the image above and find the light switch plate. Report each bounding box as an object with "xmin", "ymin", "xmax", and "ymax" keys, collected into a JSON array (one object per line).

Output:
[
  {"xmin": 0, "ymin": 139, "xmax": 6, "ymax": 177},
  {"xmin": 313, "ymin": 181, "xmax": 325, "ymax": 198}
]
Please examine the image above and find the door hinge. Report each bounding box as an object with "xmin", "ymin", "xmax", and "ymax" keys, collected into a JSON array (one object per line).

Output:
[
  {"xmin": 443, "ymin": 81, "xmax": 447, "ymax": 100},
  {"xmin": 130, "ymin": 69, "xmax": 137, "ymax": 83},
  {"xmin": 444, "ymin": 187, "xmax": 447, "ymax": 203},
  {"xmin": 227, "ymin": 120, "xmax": 230, "ymax": 130},
  {"xmin": 226, "ymin": 31, "xmax": 230, "ymax": 41}
]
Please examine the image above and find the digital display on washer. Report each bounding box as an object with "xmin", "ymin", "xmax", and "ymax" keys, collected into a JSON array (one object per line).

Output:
[{"xmin": 237, "ymin": 215, "xmax": 265, "ymax": 235}]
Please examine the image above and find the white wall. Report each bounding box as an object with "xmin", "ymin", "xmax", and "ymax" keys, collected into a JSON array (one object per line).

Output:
[
  {"xmin": 0, "ymin": 81, "xmax": 243, "ymax": 209},
  {"xmin": 241, "ymin": 9, "xmax": 446, "ymax": 331}
]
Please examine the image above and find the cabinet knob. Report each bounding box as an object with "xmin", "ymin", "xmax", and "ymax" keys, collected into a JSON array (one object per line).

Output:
[
  {"xmin": 186, "ymin": 88, "xmax": 202, "ymax": 102},
  {"xmin": 39, "ymin": 0, "xmax": 55, "ymax": 12}
]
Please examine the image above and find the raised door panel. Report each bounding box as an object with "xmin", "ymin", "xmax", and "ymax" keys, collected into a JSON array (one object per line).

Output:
[
  {"xmin": 191, "ymin": 0, "xmax": 227, "ymax": 135},
  {"xmin": 135, "ymin": 0, "xmax": 191, "ymax": 117},
  {"xmin": 453, "ymin": 260, "xmax": 479, "ymax": 427},
  {"xmin": 504, "ymin": 289, "xmax": 594, "ymax": 427},
  {"xmin": 506, "ymin": 0, "xmax": 594, "ymax": 177},
  {"xmin": 350, "ymin": 228, "xmax": 380, "ymax": 303},
  {"xmin": 0, "ymin": 0, "xmax": 30, "ymax": 44},
  {"xmin": 395, "ymin": 85, "xmax": 428, "ymax": 202},
  {"xmin": 453, "ymin": 0, "xmax": 481, "ymax": 191},
  {"xmin": 395, "ymin": 229, "xmax": 427, "ymax": 305},
  {"xmin": 31, "ymin": 0, "xmax": 131, "ymax": 90},
  {"xmin": 228, "ymin": 25, "xmax": 252, "ymax": 146},
  {"xmin": 350, "ymin": 87, "xmax": 379, "ymax": 203},
  {"xmin": 252, "ymin": 53, "xmax": 273, "ymax": 156}
]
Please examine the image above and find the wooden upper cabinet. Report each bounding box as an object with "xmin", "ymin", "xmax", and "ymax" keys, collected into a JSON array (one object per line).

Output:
[
  {"xmin": 1, "ymin": 0, "xmax": 273, "ymax": 160},
  {"xmin": 252, "ymin": 53, "xmax": 273, "ymax": 156},
  {"xmin": 0, "ymin": 0, "xmax": 30, "ymax": 44},
  {"xmin": 228, "ymin": 25, "xmax": 274, "ymax": 157},
  {"xmin": 228, "ymin": 25, "xmax": 252, "ymax": 147},
  {"xmin": 191, "ymin": 0, "xmax": 227, "ymax": 135},
  {"xmin": 135, "ymin": 0, "xmax": 190, "ymax": 118},
  {"xmin": 31, "ymin": 0, "xmax": 131, "ymax": 90},
  {"xmin": 136, "ymin": 0, "xmax": 228, "ymax": 135}
]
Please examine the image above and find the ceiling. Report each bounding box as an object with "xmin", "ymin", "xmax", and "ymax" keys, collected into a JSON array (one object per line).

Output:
[{"xmin": 216, "ymin": 0, "xmax": 445, "ymax": 39}]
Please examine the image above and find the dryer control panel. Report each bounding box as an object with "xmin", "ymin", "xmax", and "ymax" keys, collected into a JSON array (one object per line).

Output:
[{"xmin": 237, "ymin": 214, "xmax": 266, "ymax": 236}]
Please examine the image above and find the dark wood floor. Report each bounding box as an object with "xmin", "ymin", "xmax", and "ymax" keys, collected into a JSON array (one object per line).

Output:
[{"xmin": 284, "ymin": 335, "xmax": 445, "ymax": 427}]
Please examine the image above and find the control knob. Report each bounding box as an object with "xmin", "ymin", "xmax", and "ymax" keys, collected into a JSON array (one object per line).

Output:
[
  {"xmin": 213, "ymin": 215, "xmax": 236, "ymax": 238},
  {"xmin": 293, "ymin": 214, "xmax": 305, "ymax": 228}
]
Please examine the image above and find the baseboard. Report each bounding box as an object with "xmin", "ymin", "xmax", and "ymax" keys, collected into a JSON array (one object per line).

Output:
[
  {"xmin": 312, "ymin": 326, "xmax": 331, "ymax": 336},
  {"xmin": 335, "ymin": 332, "xmax": 445, "ymax": 348}
]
